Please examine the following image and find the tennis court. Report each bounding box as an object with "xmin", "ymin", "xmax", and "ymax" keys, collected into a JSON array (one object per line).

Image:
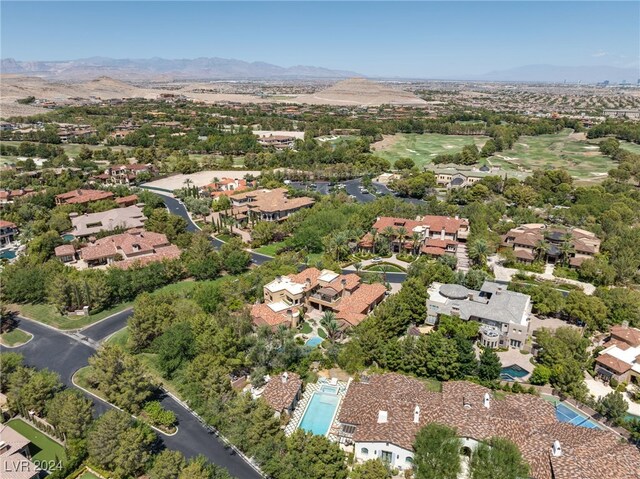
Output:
[{"xmin": 555, "ymin": 403, "xmax": 603, "ymax": 429}]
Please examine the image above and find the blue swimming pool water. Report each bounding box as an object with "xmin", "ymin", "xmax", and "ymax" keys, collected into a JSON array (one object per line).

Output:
[
  {"xmin": 62, "ymin": 234, "xmax": 75, "ymax": 242},
  {"xmin": 500, "ymin": 364, "xmax": 529, "ymax": 381},
  {"xmin": 298, "ymin": 389, "xmax": 340, "ymax": 436},
  {"xmin": 556, "ymin": 403, "xmax": 603, "ymax": 429},
  {"xmin": 305, "ymin": 336, "xmax": 323, "ymax": 347},
  {"xmin": 0, "ymin": 250, "xmax": 16, "ymax": 259}
]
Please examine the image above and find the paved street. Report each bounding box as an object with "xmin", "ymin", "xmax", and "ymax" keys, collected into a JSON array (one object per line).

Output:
[{"xmin": 1, "ymin": 316, "xmax": 262, "ymax": 479}]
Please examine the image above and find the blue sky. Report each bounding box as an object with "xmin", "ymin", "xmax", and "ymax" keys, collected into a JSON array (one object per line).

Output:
[{"xmin": 1, "ymin": 1, "xmax": 638, "ymax": 78}]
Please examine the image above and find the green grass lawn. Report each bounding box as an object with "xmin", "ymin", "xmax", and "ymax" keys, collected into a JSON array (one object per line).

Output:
[
  {"xmin": 105, "ymin": 327, "xmax": 129, "ymax": 348},
  {"xmin": 78, "ymin": 472, "xmax": 101, "ymax": 479},
  {"xmin": 0, "ymin": 328, "xmax": 33, "ymax": 346},
  {"xmin": 300, "ymin": 322, "xmax": 313, "ymax": 334},
  {"xmin": 374, "ymin": 133, "xmax": 489, "ymax": 168},
  {"xmin": 0, "ymin": 141, "xmax": 132, "ymax": 160},
  {"xmin": 317, "ymin": 327, "xmax": 327, "ymax": 339},
  {"xmin": 12, "ymin": 280, "xmax": 197, "ymax": 330},
  {"xmin": 6, "ymin": 419, "xmax": 67, "ymax": 468},
  {"xmin": 13, "ymin": 301, "xmax": 133, "ymax": 330},
  {"xmin": 254, "ymin": 241, "xmax": 287, "ymax": 257},
  {"xmin": 215, "ymin": 233, "xmax": 234, "ymax": 243},
  {"xmin": 488, "ymin": 129, "xmax": 616, "ymax": 181}
]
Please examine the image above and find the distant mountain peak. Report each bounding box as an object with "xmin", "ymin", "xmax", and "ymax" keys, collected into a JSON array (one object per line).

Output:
[{"xmin": 0, "ymin": 56, "xmax": 362, "ymax": 81}]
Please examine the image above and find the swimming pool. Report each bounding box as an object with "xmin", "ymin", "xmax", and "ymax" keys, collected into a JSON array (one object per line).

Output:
[
  {"xmin": 298, "ymin": 388, "xmax": 340, "ymax": 436},
  {"xmin": 555, "ymin": 402, "xmax": 603, "ymax": 429},
  {"xmin": 62, "ymin": 234, "xmax": 75, "ymax": 242},
  {"xmin": 0, "ymin": 250, "xmax": 16, "ymax": 260},
  {"xmin": 500, "ymin": 364, "xmax": 529, "ymax": 381},
  {"xmin": 305, "ymin": 336, "xmax": 323, "ymax": 348}
]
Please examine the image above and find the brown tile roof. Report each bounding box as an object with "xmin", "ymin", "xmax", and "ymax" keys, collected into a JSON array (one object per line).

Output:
[
  {"xmin": 79, "ymin": 229, "xmax": 177, "ymax": 266},
  {"xmin": 0, "ymin": 220, "xmax": 17, "ymax": 229},
  {"xmin": 336, "ymin": 283, "xmax": 387, "ymax": 327},
  {"xmin": 115, "ymin": 194, "xmax": 138, "ymax": 205},
  {"xmin": 261, "ymin": 372, "xmax": 302, "ymax": 412},
  {"xmin": 373, "ymin": 215, "xmax": 468, "ymax": 235},
  {"xmin": 338, "ymin": 373, "xmax": 640, "ymax": 479},
  {"xmin": 610, "ymin": 325, "xmax": 640, "ymax": 348},
  {"xmin": 569, "ymin": 256, "xmax": 587, "ymax": 267},
  {"xmin": 54, "ymin": 244, "xmax": 76, "ymax": 257},
  {"xmin": 288, "ymin": 267, "xmax": 323, "ymax": 291},
  {"xmin": 250, "ymin": 303, "xmax": 298, "ymax": 328},
  {"xmin": 421, "ymin": 246, "xmax": 446, "ymax": 256},
  {"xmin": 515, "ymin": 249, "xmax": 536, "ymax": 260},
  {"xmin": 595, "ymin": 353, "xmax": 633, "ymax": 375},
  {"xmin": 358, "ymin": 232, "xmax": 374, "ymax": 248},
  {"xmin": 56, "ymin": 189, "xmax": 114, "ymax": 205}
]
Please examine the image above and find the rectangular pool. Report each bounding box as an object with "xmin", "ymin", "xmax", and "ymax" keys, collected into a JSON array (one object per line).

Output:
[
  {"xmin": 298, "ymin": 389, "xmax": 340, "ymax": 436},
  {"xmin": 556, "ymin": 402, "xmax": 603, "ymax": 429}
]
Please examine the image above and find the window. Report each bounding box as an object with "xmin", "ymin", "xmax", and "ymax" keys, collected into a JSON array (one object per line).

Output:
[
  {"xmin": 406, "ymin": 457, "xmax": 413, "ymax": 463},
  {"xmin": 381, "ymin": 451, "xmax": 393, "ymax": 463},
  {"xmin": 342, "ymin": 425, "xmax": 355, "ymax": 435},
  {"xmin": 360, "ymin": 448, "xmax": 369, "ymax": 455}
]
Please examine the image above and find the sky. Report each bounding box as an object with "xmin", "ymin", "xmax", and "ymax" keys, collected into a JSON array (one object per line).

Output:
[{"xmin": 1, "ymin": 1, "xmax": 639, "ymax": 78}]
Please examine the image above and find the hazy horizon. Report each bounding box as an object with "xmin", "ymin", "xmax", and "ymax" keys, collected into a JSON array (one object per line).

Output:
[{"xmin": 1, "ymin": 1, "xmax": 638, "ymax": 79}]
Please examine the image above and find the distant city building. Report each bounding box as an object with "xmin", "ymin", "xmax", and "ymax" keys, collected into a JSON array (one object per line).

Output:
[{"xmin": 603, "ymin": 109, "xmax": 640, "ymax": 119}]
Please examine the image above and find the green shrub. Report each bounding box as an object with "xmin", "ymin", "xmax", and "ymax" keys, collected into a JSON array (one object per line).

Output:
[{"xmin": 142, "ymin": 401, "xmax": 177, "ymax": 428}]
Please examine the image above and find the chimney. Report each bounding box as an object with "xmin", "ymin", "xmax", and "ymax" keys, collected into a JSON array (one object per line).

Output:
[
  {"xmin": 77, "ymin": 189, "xmax": 82, "ymax": 195},
  {"xmin": 463, "ymin": 396, "xmax": 472, "ymax": 409},
  {"xmin": 305, "ymin": 277, "xmax": 311, "ymax": 289},
  {"xmin": 441, "ymin": 227, "xmax": 445, "ymax": 240},
  {"xmin": 483, "ymin": 393, "xmax": 490, "ymax": 409},
  {"xmin": 282, "ymin": 372, "xmax": 289, "ymax": 384},
  {"xmin": 377, "ymin": 410, "xmax": 388, "ymax": 423},
  {"xmin": 413, "ymin": 405, "xmax": 420, "ymax": 424},
  {"xmin": 341, "ymin": 278, "xmax": 347, "ymax": 297},
  {"xmin": 552, "ymin": 440, "xmax": 562, "ymax": 457}
]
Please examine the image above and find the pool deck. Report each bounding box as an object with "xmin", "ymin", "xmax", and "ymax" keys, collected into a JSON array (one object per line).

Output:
[
  {"xmin": 285, "ymin": 377, "xmax": 350, "ymax": 437},
  {"xmin": 497, "ymin": 349, "xmax": 533, "ymax": 381}
]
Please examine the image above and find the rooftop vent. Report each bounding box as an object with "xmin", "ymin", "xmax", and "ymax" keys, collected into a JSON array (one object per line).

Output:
[
  {"xmin": 377, "ymin": 410, "xmax": 388, "ymax": 423},
  {"xmin": 282, "ymin": 372, "xmax": 289, "ymax": 384},
  {"xmin": 552, "ymin": 440, "xmax": 562, "ymax": 457},
  {"xmin": 463, "ymin": 396, "xmax": 472, "ymax": 409},
  {"xmin": 483, "ymin": 393, "xmax": 491, "ymax": 409},
  {"xmin": 413, "ymin": 405, "xmax": 420, "ymax": 424}
]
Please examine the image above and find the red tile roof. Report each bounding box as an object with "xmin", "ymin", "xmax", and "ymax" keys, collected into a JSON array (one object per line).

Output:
[
  {"xmin": 595, "ymin": 353, "xmax": 632, "ymax": 375},
  {"xmin": 261, "ymin": 372, "xmax": 302, "ymax": 412},
  {"xmin": 610, "ymin": 325, "xmax": 640, "ymax": 348},
  {"xmin": 373, "ymin": 215, "xmax": 468, "ymax": 235},
  {"xmin": 56, "ymin": 189, "xmax": 114, "ymax": 205}
]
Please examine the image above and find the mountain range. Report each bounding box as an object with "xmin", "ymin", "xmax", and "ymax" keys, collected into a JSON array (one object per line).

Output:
[
  {"xmin": 1, "ymin": 57, "xmax": 637, "ymax": 83},
  {"xmin": 0, "ymin": 57, "xmax": 361, "ymax": 80}
]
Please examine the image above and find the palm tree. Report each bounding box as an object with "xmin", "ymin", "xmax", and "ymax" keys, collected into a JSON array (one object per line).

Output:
[
  {"xmin": 381, "ymin": 226, "xmax": 396, "ymax": 252},
  {"xmin": 183, "ymin": 178, "xmax": 193, "ymax": 197},
  {"xmin": 320, "ymin": 311, "xmax": 340, "ymax": 343},
  {"xmin": 411, "ymin": 232, "xmax": 422, "ymax": 255},
  {"xmin": 559, "ymin": 236, "xmax": 575, "ymax": 266},
  {"xmin": 468, "ymin": 238, "xmax": 489, "ymax": 266},
  {"xmin": 534, "ymin": 239, "xmax": 549, "ymax": 262}
]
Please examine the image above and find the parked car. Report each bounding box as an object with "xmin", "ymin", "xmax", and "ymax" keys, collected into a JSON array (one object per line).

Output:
[{"xmin": 372, "ymin": 257, "xmax": 382, "ymax": 263}]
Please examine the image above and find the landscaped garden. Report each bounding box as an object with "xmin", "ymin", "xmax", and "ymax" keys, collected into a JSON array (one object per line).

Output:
[
  {"xmin": 5, "ymin": 418, "xmax": 67, "ymax": 469},
  {"xmin": 363, "ymin": 263, "xmax": 406, "ymax": 273}
]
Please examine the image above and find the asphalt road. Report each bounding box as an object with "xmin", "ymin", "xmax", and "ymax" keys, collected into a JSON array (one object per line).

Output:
[
  {"xmin": 82, "ymin": 308, "xmax": 132, "ymax": 342},
  {"xmin": 1, "ymin": 317, "xmax": 262, "ymax": 479}
]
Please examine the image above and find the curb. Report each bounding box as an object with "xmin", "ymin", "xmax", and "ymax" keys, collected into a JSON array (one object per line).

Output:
[
  {"xmin": 71, "ymin": 369, "xmax": 179, "ymax": 437},
  {"xmin": 0, "ymin": 328, "xmax": 34, "ymax": 349}
]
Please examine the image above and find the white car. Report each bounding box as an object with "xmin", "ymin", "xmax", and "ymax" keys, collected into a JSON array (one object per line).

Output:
[{"xmin": 372, "ymin": 257, "xmax": 382, "ymax": 263}]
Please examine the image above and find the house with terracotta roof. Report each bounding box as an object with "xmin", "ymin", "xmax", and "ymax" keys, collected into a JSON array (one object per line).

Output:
[
  {"xmin": 68, "ymin": 205, "xmax": 146, "ymax": 239},
  {"xmin": 0, "ymin": 424, "xmax": 40, "ymax": 479},
  {"xmin": 0, "ymin": 220, "xmax": 19, "ymax": 246},
  {"xmin": 595, "ymin": 325, "xmax": 640, "ymax": 384},
  {"xmin": 335, "ymin": 373, "xmax": 640, "ymax": 479},
  {"xmin": 427, "ymin": 281, "xmax": 531, "ymax": 349},
  {"xmin": 358, "ymin": 215, "xmax": 469, "ymax": 259},
  {"xmin": 0, "ymin": 188, "xmax": 36, "ymax": 208},
  {"xmin": 55, "ymin": 189, "xmax": 114, "ymax": 206},
  {"xmin": 223, "ymin": 188, "xmax": 314, "ymax": 224},
  {"xmin": 203, "ymin": 178, "xmax": 251, "ymax": 199},
  {"xmin": 58, "ymin": 229, "xmax": 181, "ymax": 269},
  {"xmin": 260, "ymin": 372, "xmax": 303, "ymax": 417},
  {"xmin": 252, "ymin": 268, "xmax": 387, "ymax": 331},
  {"xmin": 501, "ymin": 224, "xmax": 601, "ymax": 268}
]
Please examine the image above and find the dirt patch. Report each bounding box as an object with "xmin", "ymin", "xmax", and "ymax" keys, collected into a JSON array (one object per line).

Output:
[{"xmin": 371, "ymin": 134, "xmax": 401, "ymax": 151}]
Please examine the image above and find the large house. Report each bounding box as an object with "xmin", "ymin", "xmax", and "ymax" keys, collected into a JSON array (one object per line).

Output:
[
  {"xmin": 252, "ymin": 267, "xmax": 387, "ymax": 331},
  {"xmin": 92, "ymin": 164, "xmax": 156, "ymax": 186},
  {"xmin": 434, "ymin": 167, "xmax": 491, "ymax": 189},
  {"xmin": 0, "ymin": 220, "xmax": 19, "ymax": 246},
  {"xmin": 222, "ymin": 188, "xmax": 314, "ymax": 224},
  {"xmin": 55, "ymin": 189, "xmax": 114, "ymax": 206},
  {"xmin": 358, "ymin": 215, "xmax": 469, "ymax": 258},
  {"xmin": 0, "ymin": 188, "xmax": 36, "ymax": 207},
  {"xmin": 203, "ymin": 178, "xmax": 251, "ymax": 199},
  {"xmin": 335, "ymin": 373, "xmax": 640, "ymax": 479},
  {"xmin": 595, "ymin": 325, "xmax": 640, "ymax": 385},
  {"xmin": 0, "ymin": 424, "xmax": 40, "ymax": 479},
  {"xmin": 68, "ymin": 205, "xmax": 147, "ymax": 239},
  {"xmin": 256, "ymin": 134, "xmax": 297, "ymax": 150},
  {"xmin": 55, "ymin": 229, "xmax": 181, "ymax": 269},
  {"xmin": 427, "ymin": 281, "xmax": 531, "ymax": 349},
  {"xmin": 501, "ymin": 224, "xmax": 601, "ymax": 267}
]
